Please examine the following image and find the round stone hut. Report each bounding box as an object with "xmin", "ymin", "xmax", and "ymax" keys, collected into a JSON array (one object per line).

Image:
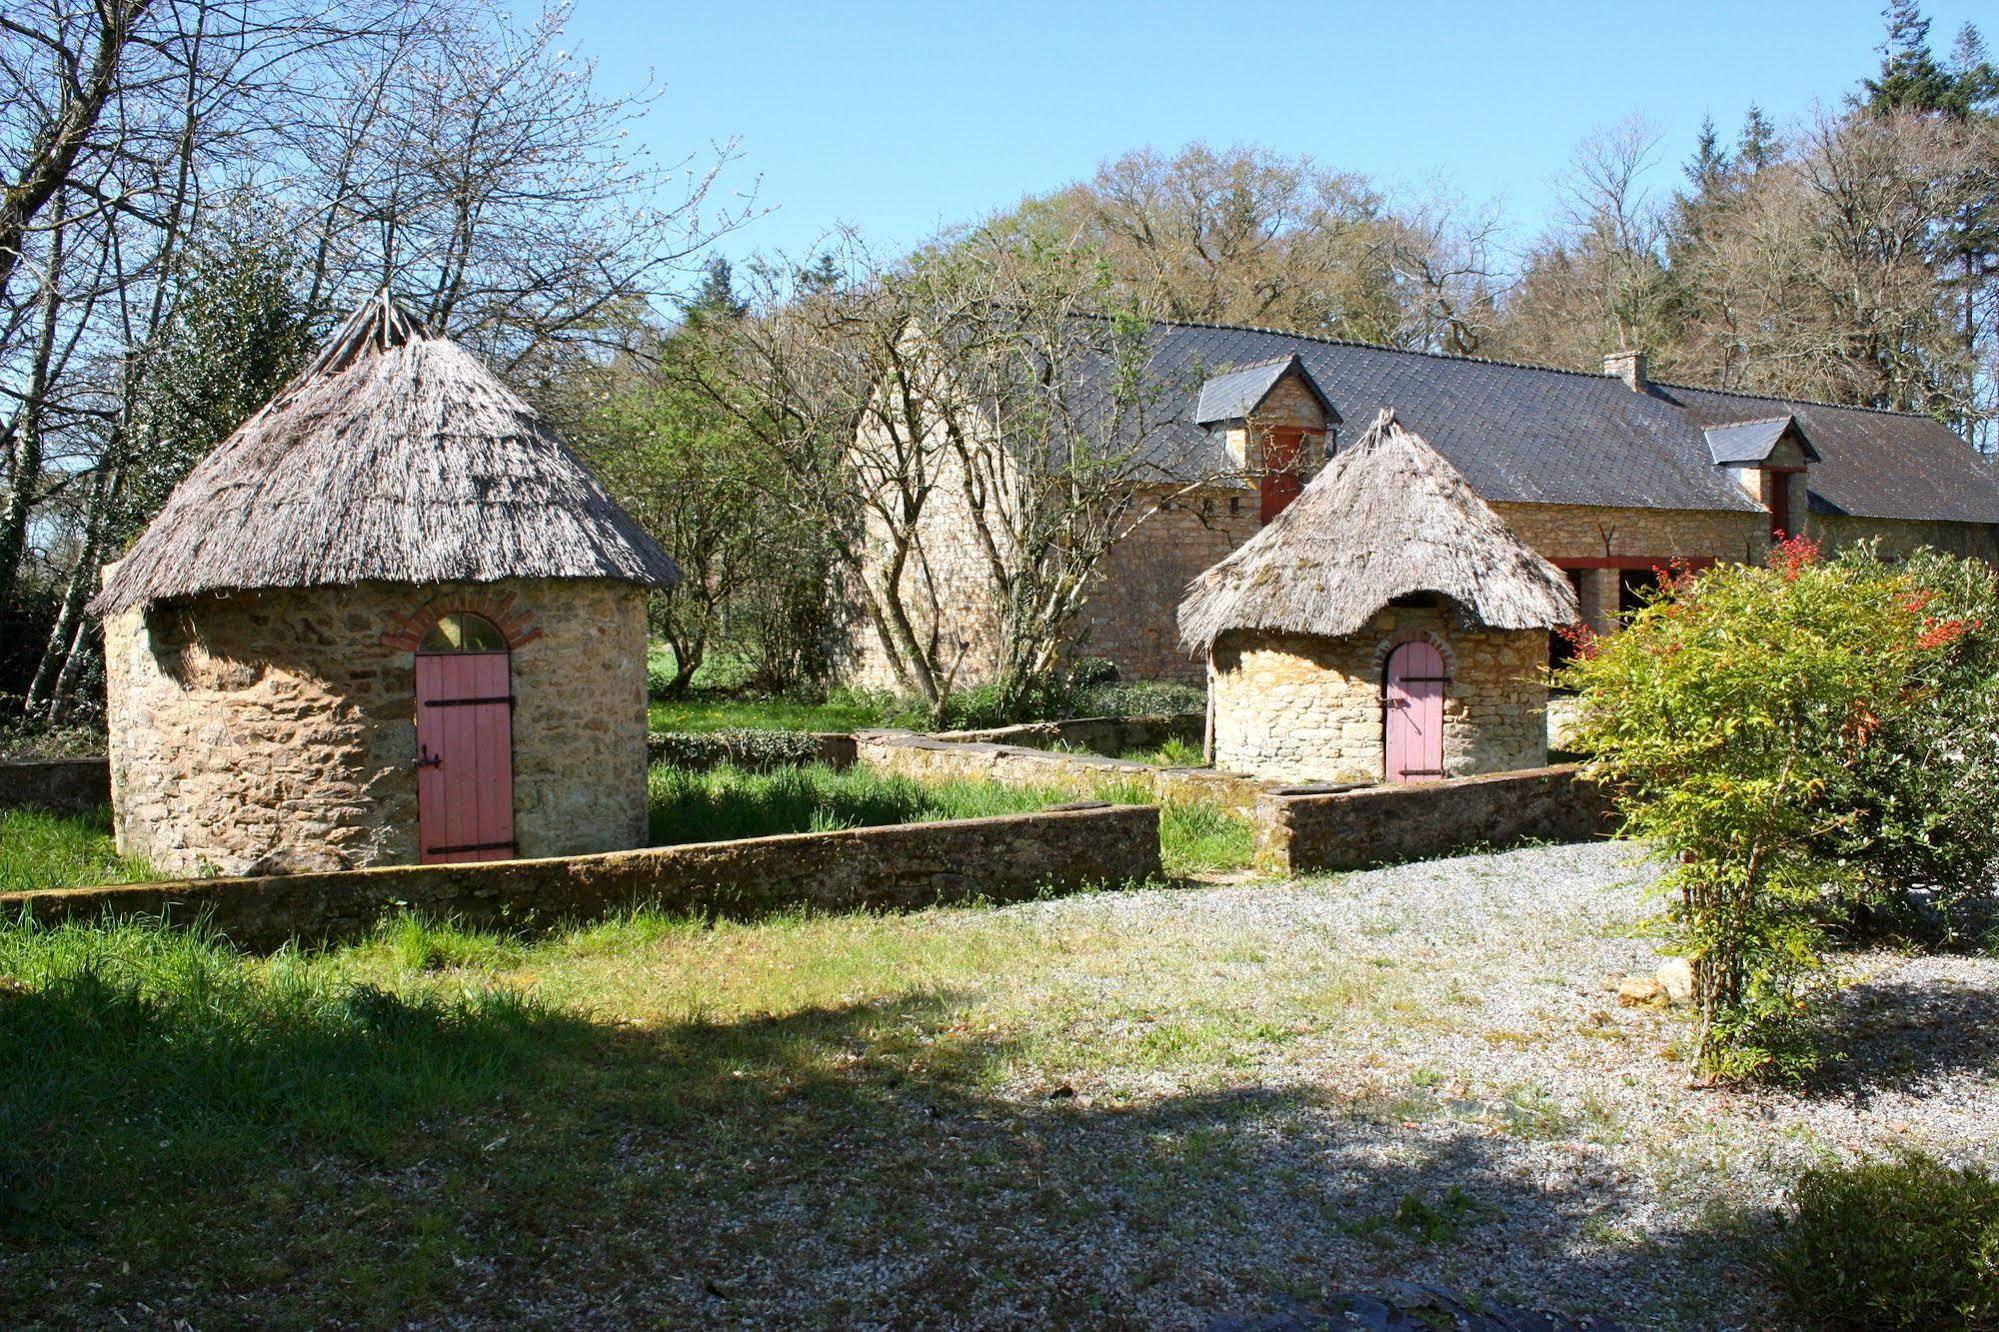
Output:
[
  {"xmin": 1178, "ymin": 409, "xmax": 1578, "ymax": 786},
  {"xmin": 89, "ymin": 294, "xmax": 681, "ymax": 877}
]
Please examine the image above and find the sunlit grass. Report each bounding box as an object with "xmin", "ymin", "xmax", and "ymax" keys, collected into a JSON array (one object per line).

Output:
[
  {"xmin": 647, "ymin": 761, "xmax": 1258, "ymax": 876},
  {"xmin": 0, "ymin": 807, "xmax": 152, "ymax": 893},
  {"xmin": 646, "ymin": 692, "xmax": 888, "ymax": 735}
]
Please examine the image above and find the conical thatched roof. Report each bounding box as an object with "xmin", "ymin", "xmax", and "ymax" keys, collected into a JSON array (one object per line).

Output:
[
  {"xmin": 92, "ymin": 292, "xmax": 681, "ymax": 615},
  {"xmin": 1179, "ymin": 409, "xmax": 1578, "ymax": 651}
]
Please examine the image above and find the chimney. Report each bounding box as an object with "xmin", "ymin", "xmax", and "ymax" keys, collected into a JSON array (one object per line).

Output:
[{"xmin": 1603, "ymin": 349, "xmax": 1648, "ymax": 393}]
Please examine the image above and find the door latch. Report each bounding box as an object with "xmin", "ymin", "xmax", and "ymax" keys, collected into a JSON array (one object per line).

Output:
[{"xmin": 416, "ymin": 744, "xmax": 443, "ymax": 769}]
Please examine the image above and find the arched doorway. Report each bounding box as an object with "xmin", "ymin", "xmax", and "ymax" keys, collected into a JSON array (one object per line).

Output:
[
  {"xmin": 415, "ymin": 612, "xmax": 516, "ymax": 863},
  {"xmin": 1383, "ymin": 640, "xmax": 1446, "ymax": 783}
]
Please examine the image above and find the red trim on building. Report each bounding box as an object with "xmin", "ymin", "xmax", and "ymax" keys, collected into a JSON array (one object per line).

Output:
[{"xmin": 1551, "ymin": 556, "xmax": 1719, "ymax": 571}]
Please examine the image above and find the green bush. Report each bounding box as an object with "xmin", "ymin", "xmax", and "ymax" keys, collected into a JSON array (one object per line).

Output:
[
  {"xmin": 1771, "ymin": 1153, "xmax": 1999, "ymax": 1329},
  {"xmin": 1563, "ymin": 539, "xmax": 1999, "ymax": 1079},
  {"xmin": 1067, "ymin": 679, "xmax": 1204, "ymax": 719}
]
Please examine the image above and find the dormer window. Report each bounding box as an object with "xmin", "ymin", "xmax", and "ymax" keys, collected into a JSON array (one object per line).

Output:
[
  {"xmin": 1702, "ymin": 414, "xmax": 1820, "ymax": 542},
  {"xmin": 1194, "ymin": 351, "xmax": 1340, "ymax": 525}
]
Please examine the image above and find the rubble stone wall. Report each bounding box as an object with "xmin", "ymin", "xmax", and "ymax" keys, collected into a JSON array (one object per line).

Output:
[{"xmin": 104, "ymin": 577, "xmax": 648, "ymax": 877}]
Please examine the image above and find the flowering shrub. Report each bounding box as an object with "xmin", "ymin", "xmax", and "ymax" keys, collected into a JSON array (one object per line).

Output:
[{"xmin": 1561, "ymin": 542, "xmax": 1999, "ymax": 1079}]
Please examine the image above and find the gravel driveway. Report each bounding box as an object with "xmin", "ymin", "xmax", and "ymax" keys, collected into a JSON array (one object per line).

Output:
[{"xmin": 943, "ymin": 840, "xmax": 1999, "ymax": 1330}]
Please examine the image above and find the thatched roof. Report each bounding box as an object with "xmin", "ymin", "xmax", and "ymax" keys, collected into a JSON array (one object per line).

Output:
[
  {"xmin": 1178, "ymin": 409, "xmax": 1578, "ymax": 651},
  {"xmin": 93, "ymin": 292, "xmax": 681, "ymax": 615}
]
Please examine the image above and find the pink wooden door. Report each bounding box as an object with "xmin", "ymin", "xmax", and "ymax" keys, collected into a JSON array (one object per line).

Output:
[
  {"xmin": 415, "ymin": 651, "xmax": 516, "ymax": 863},
  {"xmin": 1384, "ymin": 641, "xmax": 1446, "ymax": 783}
]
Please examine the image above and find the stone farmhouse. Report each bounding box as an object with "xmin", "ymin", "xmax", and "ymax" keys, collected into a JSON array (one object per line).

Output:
[{"xmin": 842, "ymin": 320, "xmax": 1999, "ymax": 689}]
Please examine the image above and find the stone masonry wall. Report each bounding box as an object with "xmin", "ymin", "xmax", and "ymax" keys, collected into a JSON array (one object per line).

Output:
[
  {"xmin": 1489, "ymin": 502, "xmax": 1772, "ymax": 564},
  {"xmin": 844, "ymin": 475, "xmax": 1263, "ymax": 691},
  {"xmin": 4, "ymin": 802, "xmax": 1160, "ymax": 951},
  {"xmin": 104, "ymin": 577, "xmax": 648, "ymax": 878},
  {"xmin": 1074, "ymin": 493, "xmax": 1261, "ymax": 682},
  {"xmin": 1813, "ymin": 513, "xmax": 1999, "ymax": 561},
  {"xmin": 0, "ymin": 758, "xmax": 110, "ymax": 816},
  {"xmin": 1255, "ymin": 764, "xmax": 1614, "ymax": 874},
  {"xmin": 1210, "ymin": 604, "xmax": 1550, "ymax": 785}
]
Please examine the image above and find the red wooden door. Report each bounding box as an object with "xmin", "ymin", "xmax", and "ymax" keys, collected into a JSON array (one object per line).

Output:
[
  {"xmin": 1260, "ymin": 429, "xmax": 1306, "ymax": 524},
  {"xmin": 415, "ymin": 649, "xmax": 516, "ymax": 863},
  {"xmin": 1384, "ymin": 641, "xmax": 1446, "ymax": 783}
]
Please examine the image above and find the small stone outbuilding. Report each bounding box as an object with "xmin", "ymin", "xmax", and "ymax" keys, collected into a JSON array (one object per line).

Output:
[
  {"xmin": 90, "ymin": 294, "xmax": 681, "ymax": 877},
  {"xmin": 1178, "ymin": 409, "xmax": 1578, "ymax": 785}
]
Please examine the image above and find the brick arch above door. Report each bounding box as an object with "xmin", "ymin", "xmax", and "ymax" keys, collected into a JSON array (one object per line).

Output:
[{"xmin": 380, "ymin": 591, "xmax": 544, "ymax": 652}]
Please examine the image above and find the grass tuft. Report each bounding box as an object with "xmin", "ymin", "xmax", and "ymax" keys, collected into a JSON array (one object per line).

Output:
[{"xmin": 0, "ymin": 807, "xmax": 152, "ymax": 893}]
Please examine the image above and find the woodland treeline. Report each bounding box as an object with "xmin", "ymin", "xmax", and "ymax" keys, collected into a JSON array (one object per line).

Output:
[{"xmin": 3, "ymin": 0, "xmax": 1996, "ymax": 731}]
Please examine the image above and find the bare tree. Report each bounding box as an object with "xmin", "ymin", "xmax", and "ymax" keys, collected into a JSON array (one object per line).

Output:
[
  {"xmin": 0, "ymin": 0, "xmax": 748, "ymax": 723},
  {"xmin": 278, "ymin": 2, "xmax": 754, "ymax": 371},
  {"xmin": 1493, "ymin": 120, "xmax": 1672, "ymax": 369},
  {"xmin": 679, "ymin": 229, "xmax": 1235, "ymax": 721}
]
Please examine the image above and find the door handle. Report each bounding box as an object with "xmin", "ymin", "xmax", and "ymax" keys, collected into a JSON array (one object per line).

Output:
[{"xmin": 416, "ymin": 744, "xmax": 443, "ymax": 769}]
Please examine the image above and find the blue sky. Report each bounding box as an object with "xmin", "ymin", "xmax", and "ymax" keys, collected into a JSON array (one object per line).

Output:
[{"xmin": 559, "ymin": 0, "xmax": 1991, "ymax": 278}]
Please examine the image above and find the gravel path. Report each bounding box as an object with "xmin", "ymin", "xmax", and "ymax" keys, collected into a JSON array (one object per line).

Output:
[{"xmin": 934, "ymin": 841, "xmax": 1999, "ymax": 1329}]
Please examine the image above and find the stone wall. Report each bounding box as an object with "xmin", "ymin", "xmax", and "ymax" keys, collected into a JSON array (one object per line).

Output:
[
  {"xmin": 1813, "ymin": 513, "xmax": 1999, "ymax": 561},
  {"xmin": 1210, "ymin": 604, "xmax": 1550, "ymax": 785},
  {"xmin": 842, "ymin": 475, "xmax": 1261, "ymax": 690},
  {"xmin": 646, "ymin": 730, "xmax": 858, "ymax": 771},
  {"xmin": 1490, "ymin": 501, "xmax": 1771, "ymax": 563},
  {"xmin": 928, "ymin": 713, "xmax": 1203, "ymax": 756},
  {"xmin": 1075, "ymin": 494, "xmax": 1261, "ymax": 682},
  {"xmin": 2, "ymin": 802, "xmax": 1161, "ymax": 951},
  {"xmin": 856, "ymin": 729, "xmax": 1271, "ymax": 816},
  {"xmin": 0, "ymin": 758, "xmax": 110, "ymax": 816},
  {"xmin": 104, "ymin": 577, "xmax": 649, "ymax": 878},
  {"xmin": 1255, "ymin": 765, "xmax": 1615, "ymax": 874}
]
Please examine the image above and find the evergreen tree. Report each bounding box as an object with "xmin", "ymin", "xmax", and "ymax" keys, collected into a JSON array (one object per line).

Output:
[
  {"xmin": 797, "ymin": 253, "xmax": 843, "ymax": 295},
  {"xmin": 126, "ymin": 217, "xmax": 318, "ymax": 536},
  {"xmin": 1946, "ymin": 23, "xmax": 1999, "ymax": 117},
  {"xmin": 1864, "ymin": 0, "xmax": 1959, "ymax": 115},
  {"xmin": 683, "ymin": 257, "xmax": 747, "ymax": 326},
  {"xmin": 1686, "ymin": 115, "xmax": 1730, "ymax": 193},
  {"xmin": 1737, "ymin": 104, "xmax": 1780, "ymax": 170}
]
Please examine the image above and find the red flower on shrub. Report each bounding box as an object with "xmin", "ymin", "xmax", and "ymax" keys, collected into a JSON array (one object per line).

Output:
[
  {"xmin": 1555, "ymin": 620, "xmax": 1600, "ymax": 661},
  {"xmin": 1769, "ymin": 533, "xmax": 1823, "ymax": 581},
  {"xmin": 1915, "ymin": 617, "xmax": 1982, "ymax": 651},
  {"xmin": 1655, "ymin": 558, "xmax": 1702, "ymax": 595}
]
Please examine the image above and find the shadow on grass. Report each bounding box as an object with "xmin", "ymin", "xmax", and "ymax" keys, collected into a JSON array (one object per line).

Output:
[{"xmin": 3, "ymin": 923, "xmax": 1775, "ymax": 1329}]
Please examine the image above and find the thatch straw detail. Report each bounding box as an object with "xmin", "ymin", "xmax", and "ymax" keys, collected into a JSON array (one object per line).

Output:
[
  {"xmin": 1179, "ymin": 409, "xmax": 1579, "ymax": 651},
  {"xmin": 93, "ymin": 293, "xmax": 680, "ymax": 615}
]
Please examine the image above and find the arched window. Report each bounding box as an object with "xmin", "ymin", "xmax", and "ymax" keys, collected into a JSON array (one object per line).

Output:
[{"xmin": 418, "ymin": 612, "xmax": 507, "ymax": 654}]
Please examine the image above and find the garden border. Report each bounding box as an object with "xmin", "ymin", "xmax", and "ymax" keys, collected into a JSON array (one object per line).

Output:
[
  {"xmin": 1, "ymin": 801, "xmax": 1161, "ymax": 950},
  {"xmin": 1254, "ymin": 764, "xmax": 1615, "ymax": 873},
  {"xmin": 0, "ymin": 757, "xmax": 111, "ymax": 817}
]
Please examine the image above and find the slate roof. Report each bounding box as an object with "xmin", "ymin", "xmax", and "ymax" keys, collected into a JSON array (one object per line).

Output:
[
  {"xmin": 1704, "ymin": 416, "xmax": 1821, "ymax": 465},
  {"xmin": 1089, "ymin": 319, "xmax": 1999, "ymax": 523},
  {"xmin": 1193, "ymin": 353, "xmax": 1340, "ymax": 426}
]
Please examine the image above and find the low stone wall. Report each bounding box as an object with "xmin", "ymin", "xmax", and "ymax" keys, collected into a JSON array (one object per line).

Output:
[
  {"xmin": 1254, "ymin": 765, "xmax": 1614, "ymax": 874},
  {"xmin": 928, "ymin": 713, "xmax": 1202, "ymax": 757},
  {"xmin": 1, "ymin": 802, "xmax": 1160, "ymax": 951},
  {"xmin": 857, "ymin": 729, "xmax": 1270, "ymax": 815},
  {"xmin": 0, "ymin": 757, "xmax": 111, "ymax": 816},
  {"xmin": 646, "ymin": 730, "xmax": 858, "ymax": 771}
]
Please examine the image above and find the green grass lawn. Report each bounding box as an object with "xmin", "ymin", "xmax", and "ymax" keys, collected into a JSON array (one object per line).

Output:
[
  {"xmin": 0, "ymin": 891, "xmax": 1391, "ymax": 1325},
  {"xmin": 646, "ymin": 692, "xmax": 889, "ymax": 734},
  {"xmin": 0, "ymin": 807, "xmax": 152, "ymax": 893},
  {"xmin": 648, "ymin": 761, "xmax": 1256, "ymax": 878}
]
